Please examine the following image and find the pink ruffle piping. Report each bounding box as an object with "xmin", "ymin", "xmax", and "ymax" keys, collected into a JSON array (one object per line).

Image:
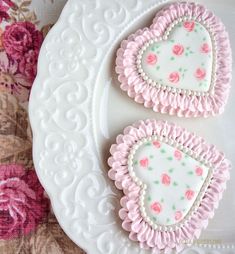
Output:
[
  {"xmin": 108, "ymin": 119, "xmax": 231, "ymax": 252},
  {"xmin": 116, "ymin": 2, "xmax": 232, "ymax": 118}
]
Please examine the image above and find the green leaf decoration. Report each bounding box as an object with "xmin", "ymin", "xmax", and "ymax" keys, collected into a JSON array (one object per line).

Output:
[
  {"xmin": 151, "ymin": 47, "xmax": 155, "ymax": 51},
  {"xmin": 190, "ymin": 51, "xmax": 194, "ymax": 54},
  {"xmin": 168, "ymin": 168, "xmax": 174, "ymax": 173},
  {"xmin": 147, "ymin": 196, "xmax": 151, "ymax": 202},
  {"xmin": 170, "ymin": 56, "xmax": 175, "ymax": 61},
  {"xmin": 161, "ymin": 198, "xmax": 164, "ymax": 203},
  {"xmin": 188, "ymin": 171, "xmax": 194, "ymax": 175},
  {"xmin": 170, "ymin": 39, "xmax": 175, "ymax": 43},
  {"xmin": 172, "ymin": 205, "xmax": 176, "ymax": 210},
  {"xmin": 181, "ymin": 162, "xmax": 186, "ymax": 166},
  {"xmin": 152, "ymin": 217, "xmax": 157, "ymax": 221},
  {"xmin": 150, "ymin": 155, "xmax": 154, "ymax": 159},
  {"xmin": 145, "ymin": 142, "xmax": 151, "ymax": 146},
  {"xmin": 186, "ymin": 46, "xmax": 190, "ymax": 50},
  {"xmin": 134, "ymin": 160, "xmax": 138, "ymax": 165},
  {"xmin": 167, "ymin": 156, "xmax": 173, "ymax": 161},
  {"xmin": 173, "ymin": 181, "xmax": 178, "ymax": 186},
  {"xmin": 148, "ymin": 167, "xmax": 153, "ymax": 171},
  {"xmin": 154, "ymin": 180, "xmax": 159, "ymax": 185},
  {"xmin": 203, "ymin": 37, "xmax": 206, "ymax": 41},
  {"xmin": 166, "ymin": 218, "xmax": 170, "ymax": 223},
  {"xmin": 156, "ymin": 66, "xmax": 160, "ymax": 70},
  {"xmin": 179, "ymin": 67, "xmax": 182, "ymax": 72},
  {"xmin": 180, "ymin": 196, "xmax": 185, "ymax": 200},
  {"xmin": 185, "ymin": 52, "xmax": 188, "ymax": 56},
  {"xmin": 186, "ymin": 184, "xmax": 190, "ymax": 189},
  {"xmin": 194, "ymin": 29, "xmax": 198, "ymax": 32},
  {"xmin": 160, "ymin": 149, "xmax": 166, "ymax": 154}
]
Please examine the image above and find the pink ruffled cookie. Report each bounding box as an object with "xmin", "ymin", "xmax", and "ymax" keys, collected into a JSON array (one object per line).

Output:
[
  {"xmin": 116, "ymin": 2, "xmax": 232, "ymax": 117},
  {"xmin": 108, "ymin": 119, "xmax": 230, "ymax": 252}
]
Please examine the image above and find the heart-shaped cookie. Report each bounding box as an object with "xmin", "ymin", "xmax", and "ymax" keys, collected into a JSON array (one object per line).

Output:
[
  {"xmin": 116, "ymin": 2, "xmax": 232, "ymax": 117},
  {"xmin": 108, "ymin": 119, "xmax": 230, "ymax": 252}
]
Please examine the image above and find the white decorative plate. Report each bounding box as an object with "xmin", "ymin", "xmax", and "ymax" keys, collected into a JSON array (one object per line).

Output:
[{"xmin": 29, "ymin": 0, "xmax": 235, "ymax": 253}]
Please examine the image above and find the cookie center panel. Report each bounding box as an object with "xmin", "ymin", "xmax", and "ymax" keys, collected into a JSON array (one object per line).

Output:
[
  {"xmin": 141, "ymin": 21, "xmax": 213, "ymax": 92},
  {"xmin": 131, "ymin": 139, "xmax": 210, "ymax": 226}
]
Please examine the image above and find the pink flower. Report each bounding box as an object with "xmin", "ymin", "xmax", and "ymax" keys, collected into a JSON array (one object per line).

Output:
[
  {"xmin": 0, "ymin": 52, "xmax": 32, "ymax": 102},
  {"xmin": 175, "ymin": 211, "xmax": 183, "ymax": 221},
  {"xmin": 3, "ymin": 21, "xmax": 43, "ymax": 61},
  {"xmin": 168, "ymin": 72, "xmax": 180, "ymax": 83},
  {"xmin": 161, "ymin": 173, "xmax": 171, "ymax": 186},
  {"xmin": 146, "ymin": 53, "xmax": 157, "ymax": 65},
  {"xmin": 200, "ymin": 43, "xmax": 211, "ymax": 54},
  {"xmin": 174, "ymin": 150, "xmax": 182, "ymax": 160},
  {"xmin": 151, "ymin": 202, "xmax": 162, "ymax": 214},
  {"xmin": 0, "ymin": 0, "xmax": 15, "ymax": 23},
  {"xmin": 195, "ymin": 166, "xmax": 203, "ymax": 176},
  {"xmin": 0, "ymin": 164, "xmax": 50, "ymax": 240},
  {"xmin": 153, "ymin": 141, "xmax": 161, "ymax": 148},
  {"xmin": 183, "ymin": 21, "xmax": 195, "ymax": 32},
  {"xmin": 195, "ymin": 68, "xmax": 206, "ymax": 80},
  {"xmin": 140, "ymin": 157, "xmax": 149, "ymax": 168},
  {"xmin": 19, "ymin": 49, "xmax": 39, "ymax": 81},
  {"xmin": 185, "ymin": 189, "xmax": 195, "ymax": 200},
  {"xmin": 172, "ymin": 44, "xmax": 184, "ymax": 56}
]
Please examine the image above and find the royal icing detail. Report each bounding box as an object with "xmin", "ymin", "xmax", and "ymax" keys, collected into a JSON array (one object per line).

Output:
[
  {"xmin": 108, "ymin": 119, "xmax": 231, "ymax": 252},
  {"xmin": 130, "ymin": 138, "xmax": 210, "ymax": 227},
  {"xmin": 140, "ymin": 21, "xmax": 213, "ymax": 92},
  {"xmin": 116, "ymin": 2, "xmax": 232, "ymax": 117}
]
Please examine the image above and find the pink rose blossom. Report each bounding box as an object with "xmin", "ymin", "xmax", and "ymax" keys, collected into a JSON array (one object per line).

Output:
[
  {"xmin": 161, "ymin": 173, "xmax": 171, "ymax": 186},
  {"xmin": 19, "ymin": 49, "xmax": 39, "ymax": 81},
  {"xmin": 172, "ymin": 44, "xmax": 184, "ymax": 56},
  {"xmin": 183, "ymin": 21, "xmax": 195, "ymax": 32},
  {"xmin": 140, "ymin": 157, "xmax": 149, "ymax": 168},
  {"xmin": 0, "ymin": 51, "xmax": 31, "ymax": 102},
  {"xmin": 146, "ymin": 53, "xmax": 157, "ymax": 65},
  {"xmin": 151, "ymin": 202, "xmax": 162, "ymax": 214},
  {"xmin": 175, "ymin": 211, "xmax": 183, "ymax": 221},
  {"xmin": 153, "ymin": 141, "xmax": 161, "ymax": 148},
  {"xmin": 195, "ymin": 166, "xmax": 203, "ymax": 176},
  {"xmin": 3, "ymin": 21, "xmax": 43, "ymax": 61},
  {"xmin": 200, "ymin": 43, "xmax": 211, "ymax": 54},
  {"xmin": 168, "ymin": 72, "xmax": 180, "ymax": 83},
  {"xmin": 174, "ymin": 150, "xmax": 182, "ymax": 160},
  {"xmin": 0, "ymin": 0, "xmax": 15, "ymax": 23},
  {"xmin": 0, "ymin": 164, "xmax": 50, "ymax": 240},
  {"xmin": 185, "ymin": 189, "xmax": 195, "ymax": 200},
  {"xmin": 195, "ymin": 68, "xmax": 206, "ymax": 80}
]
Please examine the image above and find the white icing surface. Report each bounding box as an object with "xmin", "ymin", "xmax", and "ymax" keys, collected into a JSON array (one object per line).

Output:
[
  {"xmin": 132, "ymin": 139, "xmax": 209, "ymax": 226},
  {"xmin": 141, "ymin": 21, "xmax": 213, "ymax": 92}
]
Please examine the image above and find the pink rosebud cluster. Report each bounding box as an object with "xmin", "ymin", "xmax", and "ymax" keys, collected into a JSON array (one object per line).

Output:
[{"xmin": 3, "ymin": 21, "xmax": 43, "ymax": 81}]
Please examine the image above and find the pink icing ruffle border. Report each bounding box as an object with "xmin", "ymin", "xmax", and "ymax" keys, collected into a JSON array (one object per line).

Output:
[
  {"xmin": 108, "ymin": 119, "xmax": 230, "ymax": 253},
  {"xmin": 116, "ymin": 1, "xmax": 232, "ymax": 117}
]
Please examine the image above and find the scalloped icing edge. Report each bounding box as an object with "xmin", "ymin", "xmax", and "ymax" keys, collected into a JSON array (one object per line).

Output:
[
  {"xmin": 108, "ymin": 119, "xmax": 231, "ymax": 252},
  {"xmin": 115, "ymin": 1, "xmax": 232, "ymax": 118}
]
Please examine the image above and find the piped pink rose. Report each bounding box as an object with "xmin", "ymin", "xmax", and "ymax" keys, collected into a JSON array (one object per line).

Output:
[
  {"xmin": 175, "ymin": 211, "xmax": 183, "ymax": 221},
  {"xmin": 195, "ymin": 166, "xmax": 203, "ymax": 176},
  {"xmin": 195, "ymin": 68, "xmax": 206, "ymax": 80},
  {"xmin": 200, "ymin": 43, "xmax": 211, "ymax": 54},
  {"xmin": 146, "ymin": 53, "xmax": 157, "ymax": 65},
  {"xmin": 168, "ymin": 72, "xmax": 180, "ymax": 83},
  {"xmin": 153, "ymin": 141, "xmax": 161, "ymax": 148},
  {"xmin": 151, "ymin": 202, "xmax": 162, "ymax": 214},
  {"xmin": 161, "ymin": 173, "xmax": 171, "ymax": 186},
  {"xmin": 183, "ymin": 21, "xmax": 195, "ymax": 32},
  {"xmin": 172, "ymin": 44, "xmax": 184, "ymax": 56},
  {"xmin": 174, "ymin": 150, "xmax": 182, "ymax": 160},
  {"xmin": 185, "ymin": 189, "xmax": 195, "ymax": 200},
  {"xmin": 140, "ymin": 157, "xmax": 149, "ymax": 168}
]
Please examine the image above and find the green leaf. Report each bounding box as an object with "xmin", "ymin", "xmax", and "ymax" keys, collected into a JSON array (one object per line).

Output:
[
  {"xmin": 168, "ymin": 168, "xmax": 174, "ymax": 173},
  {"xmin": 160, "ymin": 149, "xmax": 166, "ymax": 154},
  {"xmin": 154, "ymin": 180, "xmax": 159, "ymax": 184},
  {"xmin": 185, "ymin": 52, "xmax": 188, "ymax": 56},
  {"xmin": 145, "ymin": 142, "xmax": 151, "ymax": 146},
  {"xmin": 170, "ymin": 56, "xmax": 175, "ymax": 61},
  {"xmin": 167, "ymin": 156, "xmax": 173, "ymax": 161},
  {"xmin": 134, "ymin": 160, "xmax": 138, "ymax": 165},
  {"xmin": 181, "ymin": 162, "xmax": 186, "ymax": 166},
  {"xmin": 194, "ymin": 29, "xmax": 198, "ymax": 32},
  {"xmin": 148, "ymin": 167, "xmax": 153, "ymax": 171},
  {"xmin": 180, "ymin": 196, "xmax": 185, "ymax": 200},
  {"xmin": 188, "ymin": 171, "xmax": 194, "ymax": 175},
  {"xmin": 150, "ymin": 155, "xmax": 154, "ymax": 159},
  {"xmin": 161, "ymin": 198, "xmax": 164, "ymax": 203},
  {"xmin": 147, "ymin": 196, "xmax": 151, "ymax": 201},
  {"xmin": 173, "ymin": 181, "xmax": 178, "ymax": 186},
  {"xmin": 156, "ymin": 66, "xmax": 160, "ymax": 70},
  {"xmin": 152, "ymin": 216, "xmax": 157, "ymax": 221},
  {"xmin": 170, "ymin": 39, "xmax": 175, "ymax": 43},
  {"xmin": 172, "ymin": 205, "xmax": 176, "ymax": 210},
  {"xmin": 179, "ymin": 67, "xmax": 182, "ymax": 72},
  {"xmin": 166, "ymin": 218, "xmax": 170, "ymax": 223}
]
